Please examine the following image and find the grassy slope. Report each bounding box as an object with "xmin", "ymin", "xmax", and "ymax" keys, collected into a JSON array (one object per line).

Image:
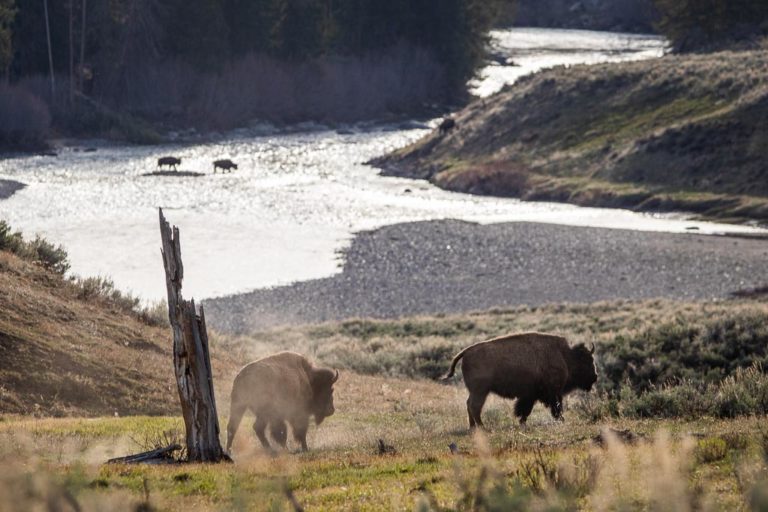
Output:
[
  {"xmin": 375, "ymin": 47, "xmax": 768, "ymax": 223},
  {"xmin": 0, "ymin": 249, "xmax": 241, "ymax": 417}
]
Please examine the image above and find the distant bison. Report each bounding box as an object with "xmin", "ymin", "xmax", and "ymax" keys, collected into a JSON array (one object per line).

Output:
[
  {"xmin": 443, "ymin": 332, "xmax": 597, "ymax": 427},
  {"xmin": 438, "ymin": 117, "xmax": 457, "ymax": 135},
  {"xmin": 213, "ymin": 159, "xmax": 238, "ymax": 173},
  {"xmin": 226, "ymin": 351, "xmax": 339, "ymax": 453},
  {"xmin": 157, "ymin": 156, "xmax": 181, "ymax": 170}
]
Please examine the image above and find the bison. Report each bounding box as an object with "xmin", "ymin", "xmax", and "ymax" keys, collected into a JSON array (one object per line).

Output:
[
  {"xmin": 443, "ymin": 332, "xmax": 597, "ymax": 427},
  {"xmin": 226, "ymin": 351, "xmax": 339, "ymax": 454},
  {"xmin": 213, "ymin": 159, "xmax": 238, "ymax": 173},
  {"xmin": 438, "ymin": 117, "xmax": 457, "ymax": 135},
  {"xmin": 157, "ymin": 156, "xmax": 181, "ymax": 170}
]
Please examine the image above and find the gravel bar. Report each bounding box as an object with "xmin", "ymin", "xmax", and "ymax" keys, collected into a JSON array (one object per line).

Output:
[
  {"xmin": 0, "ymin": 179, "xmax": 25, "ymax": 200},
  {"xmin": 204, "ymin": 220, "xmax": 768, "ymax": 334}
]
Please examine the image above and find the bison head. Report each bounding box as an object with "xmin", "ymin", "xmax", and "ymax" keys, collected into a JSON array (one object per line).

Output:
[
  {"xmin": 310, "ymin": 368, "xmax": 339, "ymax": 425},
  {"xmin": 566, "ymin": 343, "xmax": 598, "ymax": 392}
]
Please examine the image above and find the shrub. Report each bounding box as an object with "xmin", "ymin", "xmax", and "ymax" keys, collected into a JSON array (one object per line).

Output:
[
  {"xmin": 721, "ymin": 432, "xmax": 749, "ymax": 452},
  {"xmin": 73, "ymin": 275, "xmax": 142, "ymax": 317},
  {"xmin": 695, "ymin": 437, "xmax": 728, "ymax": 464},
  {"xmin": 0, "ymin": 220, "xmax": 25, "ymax": 254},
  {"xmin": 0, "ymin": 221, "xmax": 69, "ymax": 274},
  {"xmin": 598, "ymin": 314, "xmax": 768, "ymax": 393},
  {"xmin": 582, "ymin": 364, "xmax": 768, "ymax": 420},
  {"xmin": 29, "ymin": 236, "xmax": 69, "ymax": 274}
]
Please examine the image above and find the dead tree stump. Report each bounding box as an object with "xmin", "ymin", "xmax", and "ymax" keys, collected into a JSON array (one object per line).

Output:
[{"xmin": 159, "ymin": 208, "xmax": 229, "ymax": 462}]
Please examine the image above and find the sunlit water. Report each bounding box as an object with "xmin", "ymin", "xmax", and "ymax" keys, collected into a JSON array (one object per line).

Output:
[
  {"xmin": 470, "ymin": 28, "xmax": 668, "ymax": 97},
  {"xmin": 0, "ymin": 28, "xmax": 763, "ymax": 302}
]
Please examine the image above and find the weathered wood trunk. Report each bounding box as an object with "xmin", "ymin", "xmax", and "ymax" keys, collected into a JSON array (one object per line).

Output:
[{"xmin": 159, "ymin": 208, "xmax": 228, "ymax": 462}]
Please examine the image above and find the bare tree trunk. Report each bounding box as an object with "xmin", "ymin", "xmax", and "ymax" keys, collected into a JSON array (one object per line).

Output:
[
  {"xmin": 68, "ymin": 0, "xmax": 74, "ymax": 106},
  {"xmin": 79, "ymin": 0, "xmax": 86, "ymax": 93},
  {"xmin": 159, "ymin": 208, "xmax": 229, "ymax": 463},
  {"xmin": 43, "ymin": 0, "xmax": 55, "ymax": 98}
]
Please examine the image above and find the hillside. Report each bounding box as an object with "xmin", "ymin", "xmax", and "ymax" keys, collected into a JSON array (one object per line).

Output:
[
  {"xmin": 0, "ymin": 248, "xmax": 240, "ymax": 417},
  {"xmin": 374, "ymin": 47, "xmax": 768, "ymax": 224}
]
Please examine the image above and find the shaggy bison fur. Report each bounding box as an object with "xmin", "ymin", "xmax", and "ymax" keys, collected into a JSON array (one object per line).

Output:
[
  {"xmin": 443, "ymin": 332, "xmax": 597, "ymax": 427},
  {"xmin": 226, "ymin": 351, "xmax": 338, "ymax": 453}
]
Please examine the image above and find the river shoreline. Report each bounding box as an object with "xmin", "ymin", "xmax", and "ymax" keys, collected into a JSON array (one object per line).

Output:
[{"xmin": 204, "ymin": 219, "xmax": 768, "ymax": 334}]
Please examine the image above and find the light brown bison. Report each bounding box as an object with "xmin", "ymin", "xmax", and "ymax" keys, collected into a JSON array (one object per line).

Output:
[
  {"xmin": 226, "ymin": 351, "xmax": 338, "ymax": 453},
  {"xmin": 157, "ymin": 156, "xmax": 181, "ymax": 170},
  {"xmin": 443, "ymin": 332, "xmax": 597, "ymax": 427},
  {"xmin": 213, "ymin": 159, "xmax": 238, "ymax": 173}
]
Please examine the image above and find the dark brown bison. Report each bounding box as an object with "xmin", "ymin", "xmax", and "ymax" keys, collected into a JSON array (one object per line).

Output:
[
  {"xmin": 213, "ymin": 159, "xmax": 238, "ymax": 173},
  {"xmin": 157, "ymin": 156, "xmax": 181, "ymax": 170},
  {"xmin": 226, "ymin": 351, "xmax": 338, "ymax": 453},
  {"xmin": 438, "ymin": 117, "xmax": 457, "ymax": 135},
  {"xmin": 443, "ymin": 332, "xmax": 597, "ymax": 427}
]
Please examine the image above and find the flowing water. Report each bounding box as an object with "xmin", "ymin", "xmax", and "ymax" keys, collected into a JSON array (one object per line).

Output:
[{"xmin": 0, "ymin": 28, "xmax": 762, "ymax": 302}]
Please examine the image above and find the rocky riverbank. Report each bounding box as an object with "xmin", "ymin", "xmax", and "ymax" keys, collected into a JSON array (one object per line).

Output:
[{"xmin": 204, "ymin": 219, "xmax": 768, "ymax": 333}]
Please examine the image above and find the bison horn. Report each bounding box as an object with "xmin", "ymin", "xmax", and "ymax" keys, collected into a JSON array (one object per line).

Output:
[
  {"xmin": 332, "ymin": 369, "xmax": 339, "ymax": 383},
  {"xmin": 589, "ymin": 343, "xmax": 595, "ymax": 354}
]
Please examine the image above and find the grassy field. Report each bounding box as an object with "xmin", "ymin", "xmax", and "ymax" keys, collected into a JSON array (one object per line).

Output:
[
  {"xmin": 1, "ymin": 385, "xmax": 767, "ymax": 511},
  {"xmin": 2, "ymin": 295, "xmax": 766, "ymax": 510}
]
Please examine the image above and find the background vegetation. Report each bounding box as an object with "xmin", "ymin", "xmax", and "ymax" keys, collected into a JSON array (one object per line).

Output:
[
  {"xmin": 653, "ymin": 0, "xmax": 768, "ymax": 51},
  {"xmin": 0, "ymin": 0, "xmax": 504, "ymax": 145}
]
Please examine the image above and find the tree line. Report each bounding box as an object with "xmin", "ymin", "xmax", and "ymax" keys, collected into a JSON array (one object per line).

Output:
[
  {"xmin": 2, "ymin": 0, "xmax": 501, "ymax": 102},
  {"xmin": 652, "ymin": 0, "xmax": 768, "ymax": 51}
]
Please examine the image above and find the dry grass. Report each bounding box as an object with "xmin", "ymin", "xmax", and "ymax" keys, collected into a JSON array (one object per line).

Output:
[
  {"xmin": 0, "ymin": 384, "xmax": 766, "ymax": 510},
  {"xmin": 0, "ymin": 249, "xmax": 243, "ymax": 417},
  {"xmin": 214, "ymin": 298, "xmax": 768, "ymax": 381}
]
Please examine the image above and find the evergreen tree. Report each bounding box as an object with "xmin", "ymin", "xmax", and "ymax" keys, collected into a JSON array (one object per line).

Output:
[
  {"xmin": 162, "ymin": 0, "xmax": 229, "ymax": 69},
  {"xmin": 0, "ymin": 0, "xmax": 15, "ymax": 82},
  {"xmin": 654, "ymin": 0, "xmax": 768, "ymax": 50}
]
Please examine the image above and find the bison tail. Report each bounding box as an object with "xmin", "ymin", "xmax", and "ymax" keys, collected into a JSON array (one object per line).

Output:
[
  {"xmin": 226, "ymin": 401, "xmax": 247, "ymax": 453},
  {"xmin": 441, "ymin": 349, "xmax": 467, "ymax": 380}
]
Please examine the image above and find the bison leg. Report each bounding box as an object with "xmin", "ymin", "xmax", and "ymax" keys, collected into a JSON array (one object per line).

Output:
[
  {"xmin": 226, "ymin": 402, "xmax": 247, "ymax": 453},
  {"xmin": 514, "ymin": 396, "xmax": 535, "ymax": 425},
  {"xmin": 290, "ymin": 416, "xmax": 310, "ymax": 452},
  {"xmin": 270, "ymin": 419, "xmax": 288, "ymax": 448},
  {"xmin": 253, "ymin": 417, "xmax": 272, "ymax": 451},
  {"xmin": 467, "ymin": 391, "xmax": 488, "ymax": 429},
  {"xmin": 548, "ymin": 395, "xmax": 564, "ymax": 421}
]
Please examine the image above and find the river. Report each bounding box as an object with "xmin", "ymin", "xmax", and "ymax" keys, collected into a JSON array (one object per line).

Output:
[{"xmin": 0, "ymin": 28, "xmax": 763, "ymax": 302}]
